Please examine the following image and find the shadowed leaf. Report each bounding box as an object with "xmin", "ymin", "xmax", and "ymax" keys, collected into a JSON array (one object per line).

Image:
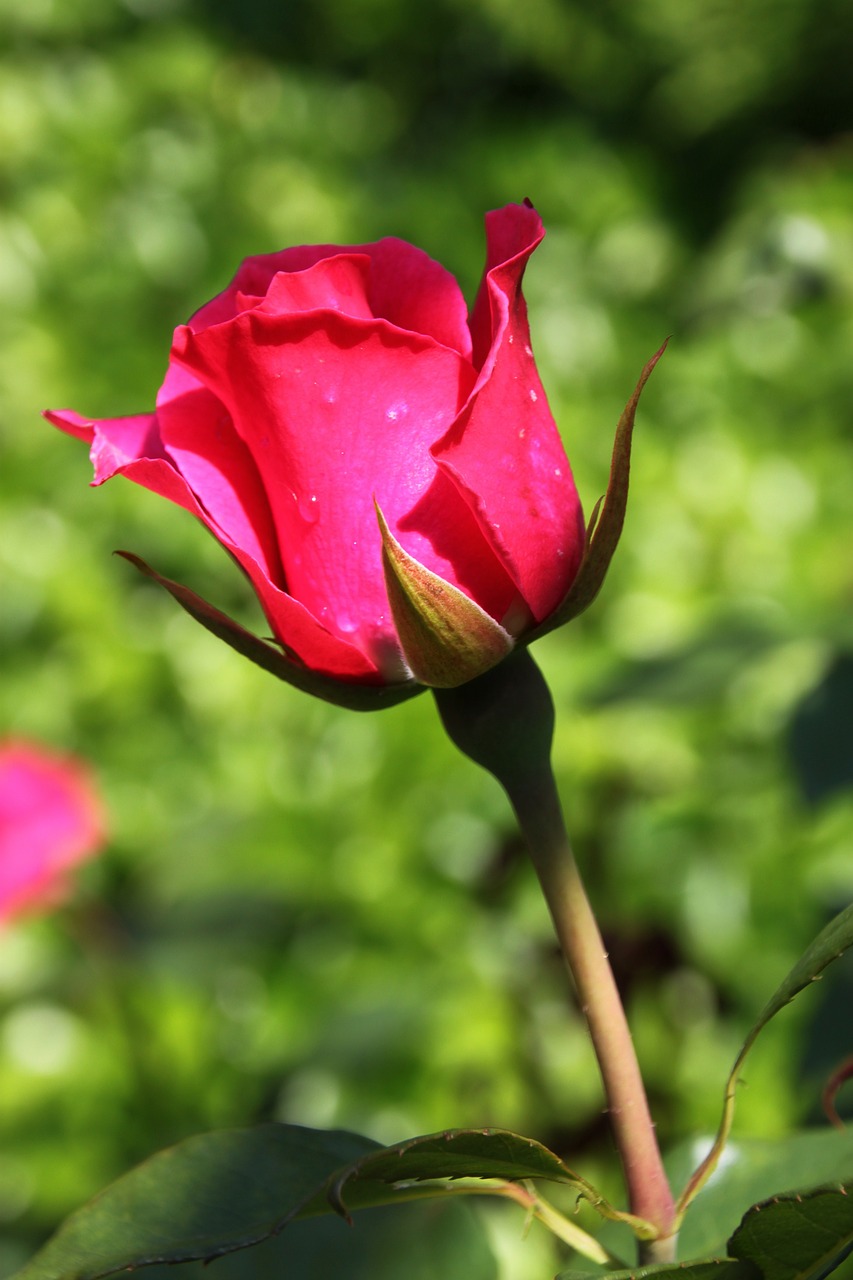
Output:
[
  {"xmin": 15, "ymin": 1124, "xmax": 617, "ymax": 1280},
  {"xmin": 558, "ymin": 1263, "xmax": 759, "ymax": 1280},
  {"xmin": 14, "ymin": 1125, "xmax": 379, "ymax": 1280},
  {"xmin": 729, "ymin": 1182, "xmax": 853, "ymax": 1280}
]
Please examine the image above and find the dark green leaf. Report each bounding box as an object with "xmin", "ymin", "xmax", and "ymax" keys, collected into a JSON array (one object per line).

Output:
[
  {"xmin": 116, "ymin": 551, "xmax": 424, "ymax": 712},
  {"xmin": 762, "ymin": 905, "xmax": 853, "ymax": 1031},
  {"xmin": 15, "ymin": 1123, "xmax": 613, "ymax": 1280},
  {"xmin": 14, "ymin": 1125, "xmax": 379, "ymax": 1280},
  {"xmin": 558, "ymin": 1263, "xmax": 758, "ymax": 1280},
  {"xmin": 729, "ymin": 1182, "xmax": 853, "ymax": 1280},
  {"xmin": 139, "ymin": 1199, "xmax": 498, "ymax": 1280}
]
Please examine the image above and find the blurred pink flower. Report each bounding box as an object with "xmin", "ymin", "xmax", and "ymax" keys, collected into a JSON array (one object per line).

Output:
[{"xmin": 0, "ymin": 739, "xmax": 107, "ymax": 925}]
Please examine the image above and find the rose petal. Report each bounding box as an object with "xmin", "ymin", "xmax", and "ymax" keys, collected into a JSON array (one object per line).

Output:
[
  {"xmin": 45, "ymin": 407, "xmax": 382, "ymax": 681},
  {"xmin": 360, "ymin": 238, "xmax": 473, "ymax": 358},
  {"xmin": 44, "ymin": 409, "xmax": 166, "ymax": 485},
  {"xmin": 397, "ymin": 466, "xmax": 519, "ymax": 625},
  {"xmin": 190, "ymin": 240, "xmax": 472, "ymax": 358},
  {"xmin": 433, "ymin": 203, "xmax": 585, "ymax": 623},
  {"xmin": 156, "ymin": 363, "xmax": 284, "ymax": 585},
  {"xmin": 173, "ymin": 310, "xmax": 502, "ymax": 671},
  {"xmin": 257, "ymin": 255, "xmax": 375, "ymax": 321}
]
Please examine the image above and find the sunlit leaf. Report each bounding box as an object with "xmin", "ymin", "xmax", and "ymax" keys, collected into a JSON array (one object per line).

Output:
[
  {"xmin": 678, "ymin": 904, "xmax": 853, "ymax": 1217},
  {"xmin": 311, "ymin": 1126, "xmax": 593, "ymax": 1220},
  {"xmin": 669, "ymin": 1129, "xmax": 853, "ymax": 1260}
]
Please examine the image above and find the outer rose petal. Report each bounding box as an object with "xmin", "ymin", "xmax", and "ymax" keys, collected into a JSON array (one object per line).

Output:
[
  {"xmin": 433, "ymin": 203, "xmax": 585, "ymax": 623},
  {"xmin": 155, "ymin": 362, "xmax": 284, "ymax": 585},
  {"xmin": 173, "ymin": 307, "xmax": 513, "ymax": 673},
  {"xmin": 0, "ymin": 740, "xmax": 106, "ymax": 924},
  {"xmin": 45, "ymin": 407, "xmax": 383, "ymax": 681},
  {"xmin": 44, "ymin": 409, "xmax": 167, "ymax": 484}
]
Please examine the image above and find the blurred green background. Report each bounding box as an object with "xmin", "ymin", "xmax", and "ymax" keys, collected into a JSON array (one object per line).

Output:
[{"xmin": 2, "ymin": 0, "xmax": 853, "ymax": 1274}]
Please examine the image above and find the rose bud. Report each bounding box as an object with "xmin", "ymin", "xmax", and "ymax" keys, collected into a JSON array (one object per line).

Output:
[
  {"xmin": 46, "ymin": 203, "xmax": 662, "ymax": 710},
  {"xmin": 0, "ymin": 740, "xmax": 107, "ymax": 925}
]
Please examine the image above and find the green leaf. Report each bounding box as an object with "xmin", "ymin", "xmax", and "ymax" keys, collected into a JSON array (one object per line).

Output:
[
  {"xmin": 116, "ymin": 551, "xmax": 424, "ymax": 712},
  {"xmin": 668, "ymin": 1129, "xmax": 853, "ymax": 1260},
  {"xmin": 558, "ymin": 1263, "xmax": 759, "ymax": 1280},
  {"xmin": 15, "ymin": 1123, "xmax": 620, "ymax": 1280},
  {"xmin": 305, "ymin": 1127, "xmax": 634, "ymax": 1268},
  {"xmin": 678, "ymin": 903, "xmax": 853, "ymax": 1217},
  {"xmin": 559, "ymin": 1183, "xmax": 853, "ymax": 1280},
  {"xmin": 309, "ymin": 1126, "xmax": 598, "ymax": 1222},
  {"xmin": 729, "ymin": 1182, "xmax": 853, "ymax": 1280},
  {"xmin": 138, "ymin": 1199, "xmax": 499, "ymax": 1280},
  {"xmin": 14, "ymin": 1124, "xmax": 379, "ymax": 1280}
]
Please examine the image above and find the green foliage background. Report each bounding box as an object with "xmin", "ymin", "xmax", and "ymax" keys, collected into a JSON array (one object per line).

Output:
[{"xmin": 1, "ymin": 0, "xmax": 852, "ymax": 1274}]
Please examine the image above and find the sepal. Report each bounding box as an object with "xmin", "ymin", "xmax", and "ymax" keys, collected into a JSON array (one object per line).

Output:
[
  {"xmin": 376, "ymin": 503, "xmax": 515, "ymax": 688},
  {"xmin": 116, "ymin": 551, "xmax": 424, "ymax": 712},
  {"xmin": 527, "ymin": 341, "xmax": 668, "ymax": 644}
]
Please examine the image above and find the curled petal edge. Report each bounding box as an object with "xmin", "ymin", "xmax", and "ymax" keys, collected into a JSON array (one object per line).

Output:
[{"xmin": 115, "ymin": 552, "xmax": 424, "ymax": 713}]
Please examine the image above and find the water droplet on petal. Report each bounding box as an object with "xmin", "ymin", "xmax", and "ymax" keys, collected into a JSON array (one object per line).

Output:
[
  {"xmin": 385, "ymin": 401, "xmax": 408, "ymax": 424},
  {"xmin": 529, "ymin": 388, "xmax": 538, "ymax": 403},
  {"xmin": 297, "ymin": 493, "xmax": 320, "ymax": 524}
]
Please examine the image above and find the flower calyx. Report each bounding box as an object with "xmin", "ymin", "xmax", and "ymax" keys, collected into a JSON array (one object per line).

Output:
[{"xmin": 375, "ymin": 502, "xmax": 515, "ymax": 688}]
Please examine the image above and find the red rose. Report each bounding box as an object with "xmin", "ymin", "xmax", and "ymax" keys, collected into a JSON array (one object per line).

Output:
[
  {"xmin": 0, "ymin": 740, "xmax": 106, "ymax": 925},
  {"xmin": 47, "ymin": 203, "xmax": 659, "ymax": 709}
]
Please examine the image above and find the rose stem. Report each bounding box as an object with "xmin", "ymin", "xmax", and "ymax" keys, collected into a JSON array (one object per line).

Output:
[
  {"xmin": 434, "ymin": 651, "xmax": 677, "ymax": 1262},
  {"xmin": 510, "ymin": 765, "xmax": 677, "ymax": 1261}
]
